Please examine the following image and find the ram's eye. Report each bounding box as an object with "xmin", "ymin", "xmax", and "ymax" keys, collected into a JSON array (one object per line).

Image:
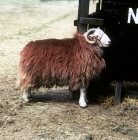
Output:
[{"xmin": 97, "ymin": 36, "xmax": 98, "ymax": 37}]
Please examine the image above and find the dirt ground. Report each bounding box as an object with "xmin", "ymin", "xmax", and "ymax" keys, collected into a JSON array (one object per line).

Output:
[{"xmin": 0, "ymin": 1, "xmax": 138, "ymax": 140}]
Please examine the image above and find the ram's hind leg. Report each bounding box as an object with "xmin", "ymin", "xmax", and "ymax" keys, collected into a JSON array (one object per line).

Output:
[
  {"xmin": 22, "ymin": 88, "xmax": 32, "ymax": 102},
  {"xmin": 69, "ymin": 87, "xmax": 73, "ymax": 98},
  {"xmin": 79, "ymin": 86, "xmax": 88, "ymax": 108}
]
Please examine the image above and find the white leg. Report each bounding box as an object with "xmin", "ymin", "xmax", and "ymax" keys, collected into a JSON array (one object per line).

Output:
[
  {"xmin": 79, "ymin": 86, "xmax": 88, "ymax": 108},
  {"xmin": 22, "ymin": 88, "xmax": 32, "ymax": 102}
]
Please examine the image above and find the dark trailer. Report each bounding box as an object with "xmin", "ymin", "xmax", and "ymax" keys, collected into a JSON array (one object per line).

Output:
[{"xmin": 74, "ymin": 0, "xmax": 138, "ymax": 105}]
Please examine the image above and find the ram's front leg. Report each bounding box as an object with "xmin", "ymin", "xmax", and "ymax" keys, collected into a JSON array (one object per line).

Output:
[
  {"xmin": 79, "ymin": 86, "xmax": 88, "ymax": 108},
  {"xmin": 22, "ymin": 88, "xmax": 32, "ymax": 102}
]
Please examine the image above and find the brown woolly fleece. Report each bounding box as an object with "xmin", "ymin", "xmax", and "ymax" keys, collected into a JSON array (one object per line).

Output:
[{"xmin": 17, "ymin": 33, "xmax": 105, "ymax": 90}]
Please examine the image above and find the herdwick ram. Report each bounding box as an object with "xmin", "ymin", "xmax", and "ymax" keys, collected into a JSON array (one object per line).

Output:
[{"xmin": 17, "ymin": 28, "xmax": 111, "ymax": 108}]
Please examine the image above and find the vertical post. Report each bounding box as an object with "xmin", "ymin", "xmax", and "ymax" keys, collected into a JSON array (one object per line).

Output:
[
  {"xmin": 114, "ymin": 81, "xmax": 122, "ymax": 105},
  {"xmin": 77, "ymin": 0, "xmax": 90, "ymax": 33}
]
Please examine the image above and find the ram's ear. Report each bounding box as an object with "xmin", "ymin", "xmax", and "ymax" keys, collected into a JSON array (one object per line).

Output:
[{"xmin": 88, "ymin": 34, "xmax": 95, "ymax": 41}]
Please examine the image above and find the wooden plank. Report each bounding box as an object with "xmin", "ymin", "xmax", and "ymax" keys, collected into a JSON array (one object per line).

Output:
[
  {"xmin": 114, "ymin": 81, "xmax": 122, "ymax": 105},
  {"xmin": 77, "ymin": 0, "xmax": 90, "ymax": 33},
  {"xmin": 80, "ymin": 17, "xmax": 104, "ymax": 26}
]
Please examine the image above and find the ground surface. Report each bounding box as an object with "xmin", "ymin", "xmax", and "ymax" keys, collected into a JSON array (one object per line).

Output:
[{"xmin": 0, "ymin": 1, "xmax": 138, "ymax": 140}]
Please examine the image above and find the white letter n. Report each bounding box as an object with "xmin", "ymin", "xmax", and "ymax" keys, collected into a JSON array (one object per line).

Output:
[{"xmin": 128, "ymin": 8, "xmax": 138, "ymax": 24}]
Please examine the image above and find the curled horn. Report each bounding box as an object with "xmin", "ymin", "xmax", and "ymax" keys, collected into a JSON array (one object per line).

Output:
[{"xmin": 84, "ymin": 29, "xmax": 97, "ymax": 44}]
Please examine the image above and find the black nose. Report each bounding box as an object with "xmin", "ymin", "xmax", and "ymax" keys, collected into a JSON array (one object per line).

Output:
[{"xmin": 108, "ymin": 41, "xmax": 111, "ymax": 44}]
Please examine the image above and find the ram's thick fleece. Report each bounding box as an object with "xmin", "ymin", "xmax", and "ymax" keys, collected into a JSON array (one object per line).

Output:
[{"xmin": 17, "ymin": 33, "xmax": 105, "ymax": 90}]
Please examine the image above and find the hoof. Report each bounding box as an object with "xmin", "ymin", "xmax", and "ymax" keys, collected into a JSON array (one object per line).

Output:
[
  {"xmin": 79, "ymin": 101, "xmax": 87, "ymax": 108},
  {"xmin": 22, "ymin": 96, "xmax": 30, "ymax": 102},
  {"xmin": 22, "ymin": 94, "xmax": 32, "ymax": 102}
]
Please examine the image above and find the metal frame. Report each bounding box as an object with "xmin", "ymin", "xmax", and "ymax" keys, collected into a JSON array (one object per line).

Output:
[{"xmin": 75, "ymin": 0, "xmax": 122, "ymax": 105}]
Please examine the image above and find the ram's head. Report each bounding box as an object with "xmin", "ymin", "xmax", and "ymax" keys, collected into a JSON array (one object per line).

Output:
[{"xmin": 84, "ymin": 28, "xmax": 111, "ymax": 47}]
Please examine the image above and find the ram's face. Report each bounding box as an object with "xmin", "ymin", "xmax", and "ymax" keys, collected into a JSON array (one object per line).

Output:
[
  {"xmin": 84, "ymin": 28, "xmax": 111, "ymax": 47},
  {"xmin": 95, "ymin": 29, "xmax": 111, "ymax": 47}
]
